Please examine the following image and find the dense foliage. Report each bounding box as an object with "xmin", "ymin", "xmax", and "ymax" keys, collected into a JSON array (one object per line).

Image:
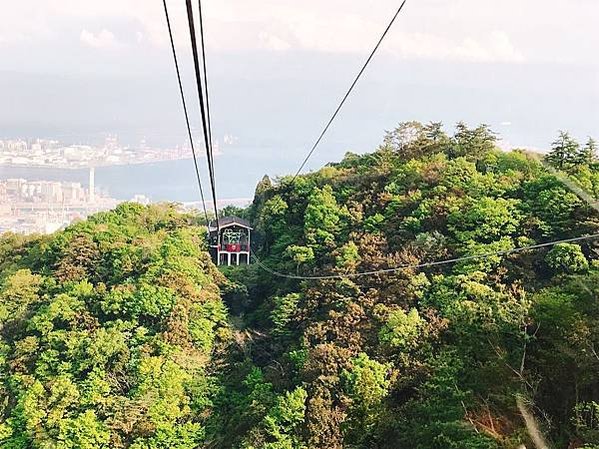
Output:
[
  {"xmin": 0, "ymin": 204, "xmax": 230, "ymax": 448},
  {"xmin": 222, "ymin": 122, "xmax": 599, "ymax": 449},
  {"xmin": 1, "ymin": 123, "xmax": 598, "ymax": 449}
]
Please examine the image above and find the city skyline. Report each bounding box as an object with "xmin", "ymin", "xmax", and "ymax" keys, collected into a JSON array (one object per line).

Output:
[
  {"xmin": 0, "ymin": 176, "xmax": 120, "ymax": 234},
  {"xmin": 0, "ymin": 134, "xmax": 227, "ymax": 169},
  {"xmin": 0, "ymin": 134, "xmax": 251, "ymax": 234}
]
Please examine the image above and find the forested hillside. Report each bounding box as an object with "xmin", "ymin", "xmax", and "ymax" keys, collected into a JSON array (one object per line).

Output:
[
  {"xmin": 0, "ymin": 204, "xmax": 230, "ymax": 448},
  {"xmin": 1, "ymin": 122, "xmax": 598, "ymax": 448},
  {"xmin": 222, "ymin": 122, "xmax": 599, "ymax": 448}
]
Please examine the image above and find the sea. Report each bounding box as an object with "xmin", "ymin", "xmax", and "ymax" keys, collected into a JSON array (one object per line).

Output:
[{"xmin": 0, "ymin": 159, "xmax": 258, "ymax": 204}]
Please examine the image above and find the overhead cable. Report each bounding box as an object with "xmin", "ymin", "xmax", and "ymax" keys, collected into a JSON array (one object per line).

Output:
[
  {"xmin": 251, "ymin": 233, "xmax": 599, "ymax": 280},
  {"xmin": 291, "ymin": 0, "xmax": 409, "ymax": 182},
  {"xmin": 162, "ymin": 0, "xmax": 209, "ymax": 225},
  {"xmin": 185, "ymin": 0, "xmax": 220, "ymax": 235},
  {"xmin": 197, "ymin": 0, "xmax": 217, "ymax": 191}
]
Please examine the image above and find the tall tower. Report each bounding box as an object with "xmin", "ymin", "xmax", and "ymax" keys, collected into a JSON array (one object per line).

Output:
[{"xmin": 89, "ymin": 167, "xmax": 95, "ymax": 203}]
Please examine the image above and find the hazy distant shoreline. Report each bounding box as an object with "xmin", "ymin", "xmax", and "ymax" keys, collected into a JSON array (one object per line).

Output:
[{"xmin": 0, "ymin": 160, "xmax": 252, "ymax": 203}]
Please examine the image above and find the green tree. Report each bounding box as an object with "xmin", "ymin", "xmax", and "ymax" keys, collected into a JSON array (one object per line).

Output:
[
  {"xmin": 304, "ymin": 185, "xmax": 342, "ymax": 249},
  {"xmin": 271, "ymin": 293, "xmax": 302, "ymax": 337},
  {"xmin": 285, "ymin": 245, "xmax": 315, "ymax": 274},
  {"xmin": 335, "ymin": 241, "xmax": 361, "ymax": 272},
  {"xmin": 577, "ymin": 137, "xmax": 598, "ymax": 166},
  {"xmin": 379, "ymin": 308, "xmax": 425, "ymax": 350},
  {"xmin": 450, "ymin": 122, "xmax": 497, "ymax": 161},
  {"xmin": 253, "ymin": 387, "xmax": 308, "ymax": 449},
  {"xmin": 448, "ymin": 197, "xmax": 522, "ymax": 243},
  {"xmin": 546, "ymin": 131, "xmax": 580, "ymax": 170},
  {"xmin": 545, "ymin": 243, "xmax": 589, "ymax": 274},
  {"xmin": 0, "ymin": 269, "xmax": 42, "ymax": 327},
  {"xmin": 342, "ymin": 353, "xmax": 391, "ymax": 445}
]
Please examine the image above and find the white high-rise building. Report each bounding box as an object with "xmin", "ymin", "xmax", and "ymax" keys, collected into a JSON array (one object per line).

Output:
[{"xmin": 89, "ymin": 167, "xmax": 95, "ymax": 203}]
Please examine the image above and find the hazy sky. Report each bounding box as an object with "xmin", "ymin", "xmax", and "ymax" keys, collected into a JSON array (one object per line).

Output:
[{"xmin": 1, "ymin": 0, "xmax": 598, "ymax": 198}]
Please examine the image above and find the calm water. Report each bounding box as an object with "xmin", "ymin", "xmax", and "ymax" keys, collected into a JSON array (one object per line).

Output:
[
  {"xmin": 1, "ymin": 160, "xmax": 198, "ymax": 202},
  {"xmin": 0, "ymin": 149, "xmax": 296, "ymax": 202}
]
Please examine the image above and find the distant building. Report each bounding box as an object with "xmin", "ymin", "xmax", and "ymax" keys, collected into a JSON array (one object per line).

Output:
[
  {"xmin": 39, "ymin": 181, "xmax": 62, "ymax": 203},
  {"xmin": 62, "ymin": 182, "xmax": 85, "ymax": 203},
  {"xmin": 7, "ymin": 140, "xmax": 27, "ymax": 151},
  {"xmin": 6, "ymin": 179, "xmax": 25, "ymax": 198},
  {"xmin": 131, "ymin": 194, "xmax": 150, "ymax": 205},
  {"xmin": 208, "ymin": 216, "xmax": 252, "ymax": 266},
  {"xmin": 89, "ymin": 167, "xmax": 95, "ymax": 203}
]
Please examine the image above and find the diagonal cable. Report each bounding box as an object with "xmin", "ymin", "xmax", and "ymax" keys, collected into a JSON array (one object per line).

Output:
[
  {"xmin": 162, "ymin": 0, "xmax": 209, "ymax": 225},
  {"xmin": 291, "ymin": 0, "xmax": 409, "ymax": 182},
  {"xmin": 197, "ymin": 0, "xmax": 217, "ymax": 192},
  {"xmin": 251, "ymin": 233, "xmax": 599, "ymax": 280},
  {"xmin": 185, "ymin": 0, "xmax": 220, "ymax": 236}
]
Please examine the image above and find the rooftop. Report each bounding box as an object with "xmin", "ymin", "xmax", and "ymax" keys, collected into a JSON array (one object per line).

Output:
[{"xmin": 208, "ymin": 216, "xmax": 252, "ymax": 231}]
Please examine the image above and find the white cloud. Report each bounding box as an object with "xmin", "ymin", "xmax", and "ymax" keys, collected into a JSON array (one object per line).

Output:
[
  {"xmin": 258, "ymin": 32, "xmax": 291, "ymax": 51},
  {"xmin": 489, "ymin": 31, "xmax": 525, "ymax": 62},
  {"xmin": 383, "ymin": 30, "xmax": 525, "ymax": 63},
  {"xmin": 454, "ymin": 32, "xmax": 524, "ymax": 63},
  {"xmin": 80, "ymin": 29, "xmax": 118, "ymax": 49},
  {"xmin": 0, "ymin": 0, "xmax": 597, "ymax": 65},
  {"xmin": 499, "ymin": 142, "xmax": 546, "ymax": 153},
  {"xmin": 195, "ymin": 4, "xmax": 527, "ymax": 63}
]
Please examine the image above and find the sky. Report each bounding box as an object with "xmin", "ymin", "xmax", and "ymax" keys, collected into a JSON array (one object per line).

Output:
[{"xmin": 1, "ymin": 0, "xmax": 598, "ymax": 199}]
